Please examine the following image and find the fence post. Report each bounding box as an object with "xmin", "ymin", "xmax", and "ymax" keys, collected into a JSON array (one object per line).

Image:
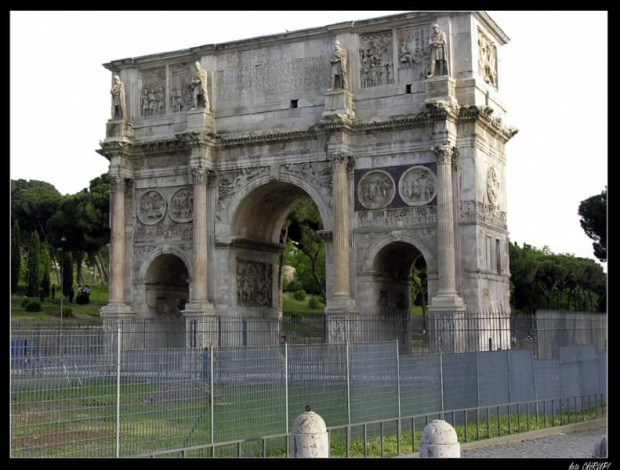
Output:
[
  {"xmin": 396, "ymin": 340, "xmax": 401, "ymax": 420},
  {"xmin": 439, "ymin": 353, "xmax": 445, "ymax": 413},
  {"xmin": 285, "ymin": 342, "xmax": 289, "ymax": 434},
  {"xmin": 116, "ymin": 324, "xmax": 121, "ymax": 458},
  {"xmin": 210, "ymin": 342, "xmax": 214, "ymax": 450},
  {"xmin": 346, "ymin": 342, "xmax": 351, "ymax": 426}
]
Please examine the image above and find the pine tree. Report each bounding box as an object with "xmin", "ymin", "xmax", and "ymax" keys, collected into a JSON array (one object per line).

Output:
[
  {"xmin": 11, "ymin": 220, "xmax": 21, "ymax": 293},
  {"xmin": 26, "ymin": 231, "xmax": 41, "ymax": 297}
]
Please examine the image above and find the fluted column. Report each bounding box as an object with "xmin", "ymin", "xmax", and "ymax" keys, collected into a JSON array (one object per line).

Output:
[
  {"xmin": 190, "ymin": 164, "xmax": 209, "ymax": 303},
  {"xmin": 325, "ymin": 152, "xmax": 356, "ymax": 316},
  {"xmin": 102, "ymin": 176, "xmax": 132, "ymax": 316},
  {"xmin": 430, "ymin": 144, "xmax": 464, "ymax": 310}
]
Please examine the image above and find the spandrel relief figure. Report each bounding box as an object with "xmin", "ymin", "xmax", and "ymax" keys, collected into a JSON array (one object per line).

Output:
[
  {"xmin": 329, "ymin": 40, "xmax": 348, "ymax": 90},
  {"xmin": 110, "ymin": 75, "xmax": 126, "ymax": 119},
  {"xmin": 191, "ymin": 61, "xmax": 210, "ymax": 111},
  {"xmin": 427, "ymin": 24, "xmax": 449, "ymax": 78}
]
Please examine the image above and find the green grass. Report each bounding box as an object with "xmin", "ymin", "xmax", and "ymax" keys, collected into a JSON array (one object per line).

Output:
[{"xmin": 282, "ymin": 292, "xmax": 325, "ymax": 315}]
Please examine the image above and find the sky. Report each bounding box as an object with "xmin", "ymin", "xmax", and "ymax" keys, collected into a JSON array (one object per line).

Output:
[{"xmin": 10, "ymin": 11, "xmax": 607, "ymax": 268}]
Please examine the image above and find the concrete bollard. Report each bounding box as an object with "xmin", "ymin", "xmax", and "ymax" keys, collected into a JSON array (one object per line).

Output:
[
  {"xmin": 292, "ymin": 408, "xmax": 328, "ymax": 458},
  {"xmin": 420, "ymin": 419, "xmax": 460, "ymax": 458},
  {"xmin": 592, "ymin": 436, "xmax": 607, "ymax": 458}
]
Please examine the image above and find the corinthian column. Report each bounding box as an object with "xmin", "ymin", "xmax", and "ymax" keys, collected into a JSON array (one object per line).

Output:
[
  {"xmin": 325, "ymin": 152, "xmax": 356, "ymax": 315},
  {"xmin": 430, "ymin": 144, "xmax": 464, "ymax": 310},
  {"xmin": 101, "ymin": 176, "xmax": 132, "ymax": 316}
]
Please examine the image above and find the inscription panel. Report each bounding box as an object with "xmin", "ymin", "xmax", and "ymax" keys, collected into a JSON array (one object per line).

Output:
[{"xmin": 357, "ymin": 206, "xmax": 437, "ymax": 228}]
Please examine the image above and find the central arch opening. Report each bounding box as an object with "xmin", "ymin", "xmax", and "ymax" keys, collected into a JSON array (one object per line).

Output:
[{"xmin": 226, "ymin": 180, "xmax": 327, "ymax": 344}]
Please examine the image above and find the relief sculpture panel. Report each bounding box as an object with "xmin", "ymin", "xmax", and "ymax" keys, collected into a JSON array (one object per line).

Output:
[
  {"xmin": 237, "ymin": 260, "xmax": 273, "ymax": 307},
  {"xmin": 169, "ymin": 63, "xmax": 194, "ymax": 113},
  {"xmin": 169, "ymin": 187, "xmax": 193, "ymax": 223},
  {"xmin": 140, "ymin": 68, "xmax": 166, "ymax": 118},
  {"xmin": 357, "ymin": 170, "xmax": 396, "ymax": 210},
  {"xmin": 137, "ymin": 190, "xmax": 167, "ymax": 225},
  {"xmin": 478, "ymin": 29, "xmax": 498, "ymax": 88},
  {"xmin": 486, "ymin": 166, "xmax": 500, "ymax": 207},
  {"xmin": 397, "ymin": 26, "xmax": 431, "ymax": 81},
  {"xmin": 359, "ymin": 31, "xmax": 394, "ymax": 88},
  {"xmin": 398, "ymin": 166, "xmax": 437, "ymax": 206}
]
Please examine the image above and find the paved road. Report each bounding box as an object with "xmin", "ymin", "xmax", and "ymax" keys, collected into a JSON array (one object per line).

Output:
[{"xmin": 462, "ymin": 428, "xmax": 606, "ymax": 458}]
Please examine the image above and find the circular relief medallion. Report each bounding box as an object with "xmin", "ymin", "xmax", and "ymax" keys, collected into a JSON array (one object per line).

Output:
[
  {"xmin": 487, "ymin": 166, "xmax": 500, "ymax": 206},
  {"xmin": 137, "ymin": 190, "xmax": 167, "ymax": 225},
  {"xmin": 357, "ymin": 170, "xmax": 396, "ymax": 210},
  {"xmin": 169, "ymin": 187, "xmax": 194, "ymax": 223},
  {"xmin": 398, "ymin": 166, "xmax": 437, "ymax": 206}
]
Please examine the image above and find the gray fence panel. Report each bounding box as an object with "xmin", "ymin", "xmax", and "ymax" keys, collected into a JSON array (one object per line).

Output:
[
  {"xmin": 478, "ymin": 350, "xmax": 510, "ymax": 406},
  {"xmin": 399, "ymin": 354, "xmax": 441, "ymax": 416},
  {"xmin": 509, "ymin": 349, "xmax": 536, "ymax": 403},
  {"xmin": 442, "ymin": 352, "xmax": 478, "ymax": 411},
  {"xmin": 559, "ymin": 347, "xmax": 581, "ymax": 399},
  {"xmin": 350, "ymin": 342, "xmax": 399, "ymax": 424},
  {"xmin": 534, "ymin": 359, "xmax": 561, "ymax": 400},
  {"xmin": 287, "ymin": 343, "xmax": 348, "ymax": 429},
  {"xmin": 578, "ymin": 345, "xmax": 600, "ymax": 397},
  {"xmin": 598, "ymin": 351, "xmax": 607, "ymax": 398}
]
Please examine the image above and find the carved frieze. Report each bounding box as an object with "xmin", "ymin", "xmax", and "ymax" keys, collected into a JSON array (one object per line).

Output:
[
  {"xmin": 359, "ymin": 31, "xmax": 394, "ymax": 88},
  {"xmin": 216, "ymin": 167, "xmax": 270, "ymax": 221},
  {"xmin": 478, "ymin": 29, "xmax": 498, "ymax": 88},
  {"xmin": 398, "ymin": 26, "xmax": 431, "ymax": 81},
  {"xmin": 140, "ymin": 68, "xmax": 166, "ymax": 118},
  {"xmin": 237, "ymin": 260, "xmax": 273, "ymax": 307},
  {"xmin": 169, "ymin": 63, "xmax": 194, "ymax": 113},
  {"xmin": 169, "ymin": 188, "xmax": 193, "ymax": 223},
  {"xmin": 486, "ymin": 166, "xmax": 500, "ymax": 206},
  {"xmin": 357, "ymin": 170, "xmax": 396, "ymax": 210},
  {"xmin": 357, "ymin": 206, "xmax": 437, "ymax": 228},
  {"xmin": 279, "ymin": 161, "xmax": 333, "ymax": 195},
  {"xmin": 134, "ymin": 224, "xmax": 193, "ymax": 244},
  {"xmin": 459, "ymin": 200, "xmax": 507, "ymax": 230},
  {"xmin": 137, "ymin": 190, "xmax": 167, "ymax": 225},
  {"xmin": 398, "ymin": 166, "xmax": 437, "ymax": 206}
]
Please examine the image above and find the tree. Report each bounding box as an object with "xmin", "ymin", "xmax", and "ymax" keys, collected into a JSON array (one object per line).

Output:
[
  {"xmin": 11, "ymin": 179, "xmax": 62, "ymax": 240},
  {"xmin": 40, "ymin": 241, "xmax": 52, "ymax": 298},
  {"xmin": 11, "ymin": 220, "xmax": 22, "ymax": 293},
  {"xmin": 62, "ymin": 252, "xmax": 74, "ymax": 297},
  {"xmin": 283, "ymin": 198, "xmax": 326, "ymax": 301},
  {"xmin": 26, "ymin": 232, "xmax": 41, "ymax": 297},
  {"xmin": 578, "ymin": 187, "xmax": 607, "ymax": 262}
]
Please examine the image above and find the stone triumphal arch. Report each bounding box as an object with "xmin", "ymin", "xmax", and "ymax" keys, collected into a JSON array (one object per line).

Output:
[{"xmin": 99, "ymin": 11, "xmax": 517, "ymax": 349}]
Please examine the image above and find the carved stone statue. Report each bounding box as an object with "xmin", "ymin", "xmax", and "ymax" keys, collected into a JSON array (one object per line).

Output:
[
  {"xmin": 427, "ymin": 24, "xmax": 449, "ymax": 78},
  {"xmin": 329, "ymin": 40, "xmax": 348, "ymax": 90},
  {"xmin": 191, "ymin": 61, "xmax": 210, "ymax": 111},
  {"xmin": 110, "ymin": 75, "xmax": 126, "ymax": 119}
]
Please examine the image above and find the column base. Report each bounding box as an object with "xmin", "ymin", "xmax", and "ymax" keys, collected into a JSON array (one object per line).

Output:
[
  {"xmin": 182, "ymin": 301, "xmax": 216, "ymax": 316},
  {"xmin": 429, "ymin": 292, "xmax": 465, "ymax": 312},
  {"xmin": 324, "ymin": 295, "xmax": 358, "ymax": 315},
  {"xmin": 182, "ymin": 307, "xmax": 219, "ymax": 349},
  {"xmin": 425, "ymin": 76, "xmax": 457, "ymax": 106},
  {"xmin": 106, "ymin": 119, "xmax": 134, "ymax": 139},
  {"xmin": 100, "ymin": 302, "xmax": 133, "ymax": 317}
]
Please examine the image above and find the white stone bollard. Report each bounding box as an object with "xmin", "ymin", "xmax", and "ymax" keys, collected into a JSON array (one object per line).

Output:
[
  {"xmin": 592, "ymin": 436, "xmax": 607, "ymax": 458},
  {"xmin": 420, "ymin": 419, "xmax": 460, "ymax": 458},
  {"xmin": 292, "ymin": 408, "xmax": 328, "ymax": 458}
]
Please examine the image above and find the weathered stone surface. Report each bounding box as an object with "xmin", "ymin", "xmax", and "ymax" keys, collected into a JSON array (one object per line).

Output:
[
  {"xmin": 420, "ymin": 420, "xmax": 461, "ymax": 458},
  {"xmin": 292, "ymin": 411, "xmax": 328, "ymax": 458},
  {"xmin": 100, "ymin": 11, "xmax": 515, "ymax": 347}
]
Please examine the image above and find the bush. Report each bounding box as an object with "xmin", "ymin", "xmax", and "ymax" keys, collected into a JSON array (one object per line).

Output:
[
  {"xmin": 293, "ymin": 289, "xmax": 307, "ymax": 301},
  {"xmin": 285, "ymin": 280, "xmax": 302, "ymax": 293},
  {"xmin": 308, "ymin": 297, "xmax": 320, "ymax": 310},
  {"xmin": 24, "ymin": 300, "xmax": 42, "ymax": 312},
  {"xmin": 53, "ymin": 306, "xmax": 73, "ymax": 318},
  {"xmin": 21, "ymin": 298, "xmax": 32, "ymax": 308}
]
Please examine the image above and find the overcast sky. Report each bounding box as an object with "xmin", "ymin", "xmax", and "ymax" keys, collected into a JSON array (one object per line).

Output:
[{"xmin": 10, "ymin": 11, "xmax": 607, "ymax": 267}]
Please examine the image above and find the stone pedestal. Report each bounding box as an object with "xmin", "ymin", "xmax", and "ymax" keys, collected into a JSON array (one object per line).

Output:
[
  {"xmin": 323, "ymin": 89, "xmax": 355, "ymax": 119},
  {"xmin": 292, "ymin": 410, "xmax": 328, "ymax": 458},
  {"xmin": 187, "ymin": 109, "xmax": 214, "ymax": 132},
  {"xmin": 182, "ymin": 311, "xmax": 218, "ymax": 348},
  {"xmin": 425, "ymin": 76, "xmax": 457, "ymax": 106},
  {"xmin": 420, "ymin": 420, "xmax": 460, "ymax": 458},
  {"xmin": 106, "ymin": 119, "xmax": 134, "ymax": 139}
]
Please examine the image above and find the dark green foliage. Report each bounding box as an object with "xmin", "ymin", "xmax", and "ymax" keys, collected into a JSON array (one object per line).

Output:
[
  {"xmin": 11, "ymin": 220, "xmax": 21, "ymax": 293},
  {"xmin": 308, "ymin": 297, "xmax": 320, "ymax": 310},
  {"xmin": 26, "ymin": 232, "xmax": 41, "ymax": 297},
  {"xmin": 21, "ymin": 298, "xmax": 32, "ymax": 308},
  {"xmin": 24, "ymin": 300, "xmax": 42, "ymax": 312},
  {"xmin": 62, "ymin": 252, "xmax": 74, "ymax": 297},
  {"xmin": 11, "ymin": 179, "xmax": 62, "ymax": 240},
  {"xmin": 293, "ymin": 289, "xmax": 307, "ymax": 301},
  {"xmin": 578, "ymin": 187, "xmax": 607, "ymax": 262}
]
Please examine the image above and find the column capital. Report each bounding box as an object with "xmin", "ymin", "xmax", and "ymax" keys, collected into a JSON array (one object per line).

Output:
[
  {"xmin": 330, "ymin": 152, "xmax": 355, "ymax": 174},
  {"xmin": 190, "ymin": 163, "xmax": 215, "ymax": 185},
  {"xmin": 110, "ymin": 175, "xmax": 132, "ymax": 192},
  {"xmin": 432, "ymin": 144, "xmax": 458, "ymax": 166}
]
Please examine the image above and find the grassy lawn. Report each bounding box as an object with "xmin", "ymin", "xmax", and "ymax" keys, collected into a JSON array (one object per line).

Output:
[{"xmin": 282, "ymin": 292, "xmax": 325, "ymax": 315}]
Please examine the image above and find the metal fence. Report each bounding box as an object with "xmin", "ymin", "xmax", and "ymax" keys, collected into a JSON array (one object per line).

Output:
[
  {"xmin": 12, "ymin": 311, "xmax": 606, "ymax": 358},
  {"xmin": 11, "ymin": 323, "xmax": 607, "ymax": 458}
]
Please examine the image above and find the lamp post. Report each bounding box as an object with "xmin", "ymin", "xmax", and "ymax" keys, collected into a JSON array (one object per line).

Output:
[{"xmin": 59, "ymin": 235, "xmax": 66, "ymax": 328}]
